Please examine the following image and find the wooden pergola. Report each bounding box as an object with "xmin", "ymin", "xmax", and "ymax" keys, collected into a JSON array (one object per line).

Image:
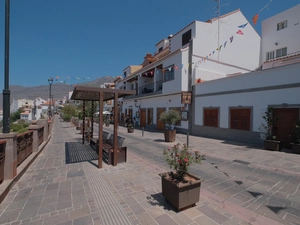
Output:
[{"xmin": 70, "ymin": 86, "xmax": 136, "ymax": 168}]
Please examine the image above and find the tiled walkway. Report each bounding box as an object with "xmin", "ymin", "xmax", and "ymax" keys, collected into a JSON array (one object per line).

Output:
[{"xmin": 0, "ymin": 116, "xmax": 299, "ymax": 225}]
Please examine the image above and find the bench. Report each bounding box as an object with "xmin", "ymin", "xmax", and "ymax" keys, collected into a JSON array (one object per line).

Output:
[{"xmin": 90, "ymin": 132, "xmax": 127, "ymax": 165}]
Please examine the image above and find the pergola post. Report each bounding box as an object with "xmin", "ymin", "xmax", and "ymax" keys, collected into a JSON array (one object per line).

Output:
[
  {"xmin": 113, "ymin": 93, "xmax": 119, "ymax": 166},
  {"xmin": 82, "ymin": 100, "xmax": 86, "ymax": 144},
  {"xmin": 98, "ymin": 92, "xmax": 104, "ymax": 169},
  {"xmin": 91, "ymin": 101, "xmax": 94, "ymax": 139}
]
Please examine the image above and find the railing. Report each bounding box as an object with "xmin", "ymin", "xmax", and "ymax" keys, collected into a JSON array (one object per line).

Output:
[
  {"xmin": 0, "ymin": 140, "xmax": 5, "ymax": 184},
  {"xmin": 156, "ymin": 80, "xmax": 163, "ymax": 92},
  {"xmin": 17, "ymin": 131, "xmax": 33, "ymax": 166},
  {"xmin": 38, "ymin": 127, "xmax": 44, "ymax": 146}
]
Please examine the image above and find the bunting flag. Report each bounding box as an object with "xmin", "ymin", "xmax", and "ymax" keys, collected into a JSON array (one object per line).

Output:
[
  {"xmin": 252, "ymin": 14, "xmax": 259, "ymax": 25},
  {"xmin": 236, "ymin": 30, "xmax": 244, "ymax": 35},
  {"xmin": 230, "ymin": 36, "xmax": 234, "ymax": 43},
  {"xmin": 224, "ymin": 41, "xmax": 227, "ymax": 48},
  {"xmin": 251, "ymin": 0, "xmax": 273, "ymax": 26},
  {"xmin": 219, "ymin": 45, "xmax": 222, "ymax": 51},
  {"xmin": 238, "ymin": 23, "xmax": 248, "ymax": 28}
]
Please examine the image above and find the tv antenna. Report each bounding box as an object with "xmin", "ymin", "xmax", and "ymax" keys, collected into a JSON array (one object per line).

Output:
[{"xmin": 210, "ymin": 0, "xmax": 229, "ymax": 61}]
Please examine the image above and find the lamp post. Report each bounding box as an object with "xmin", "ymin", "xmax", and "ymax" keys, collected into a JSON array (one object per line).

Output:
[
  {"xmin": 2, "ymin": 0, "xmax": 10, "ymax": 133},
  {"xmin": 48, "ymin": 77, "xmax": 53, "ymax": 117}
]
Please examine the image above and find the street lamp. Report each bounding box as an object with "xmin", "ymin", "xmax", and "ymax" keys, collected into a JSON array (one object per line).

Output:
[
  {"xmin": 2, "ymin": 0, "xmax": 11, "ymax": 133},
  {"xmin": 48, "ymin": 77, "xmax": 53, "ymax": 117}
]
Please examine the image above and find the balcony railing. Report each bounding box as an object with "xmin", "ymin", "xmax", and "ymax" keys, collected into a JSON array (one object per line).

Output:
[
  {"xmin": 0, "ymin": 140, "xmax": 5, "ymax": 184},
  {"xmin": 17, "ymin": 131, "xmax": 33, "ymax": 166},
  {"xmin": 138, "ymin": 80, "xmax": 163, "ymax": 95}
]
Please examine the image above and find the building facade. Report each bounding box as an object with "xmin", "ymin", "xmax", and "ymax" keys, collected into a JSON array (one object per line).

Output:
[
  {"xmin": 117, "ymin": 9, "xmax": 261, "ymax": 132},
  {"xmin": 261, "ymin": 4, "xmax": 300, "ymax": 69}
]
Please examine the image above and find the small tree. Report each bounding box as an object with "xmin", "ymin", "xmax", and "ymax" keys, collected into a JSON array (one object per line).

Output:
[
  {"xmin": 261, "ymin": 107, "xmax": 279, "ymax": 140},
  {"xmin": 10, "ymin": 109, "xmax": 22, "ymax": 123},
  {"xmin": 159, "ymin": 109, "xmax": 181, "ymax": 130}
]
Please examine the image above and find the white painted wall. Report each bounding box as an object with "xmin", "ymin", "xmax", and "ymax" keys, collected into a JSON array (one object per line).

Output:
[
  {"xmin": 122, "ymin": 93, "xmax": 189, "ymax": 129},
  {"xmin": 261, "ymin": 4, "xmax": 300, "ymax": 63},
  {"xmin": 194, "ymin": 63, "xmax": 300, "ymax": 132},
  {"xmin": 194, "ymin": 11, "xmax": 260, "ymax": 71}
]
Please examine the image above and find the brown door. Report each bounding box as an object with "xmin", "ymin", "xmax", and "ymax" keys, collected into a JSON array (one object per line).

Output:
[
  {"xmin": 157, "ymin": 108, "xmax": 166, "ymax": 130},
  {"xmin": 140, "ymin": 109, "xmax": 146, "ymax": 127},
  {"xmin": 273, "ymin": 108, "xmax": 299, "ymax": 148}
]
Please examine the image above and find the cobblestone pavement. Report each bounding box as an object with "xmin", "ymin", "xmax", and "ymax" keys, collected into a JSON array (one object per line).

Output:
[{"xmin": 0, "ymin": 116, "xmax": 299, "ymax": 225}]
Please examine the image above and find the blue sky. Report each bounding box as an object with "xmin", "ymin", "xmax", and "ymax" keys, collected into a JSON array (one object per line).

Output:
[{"xmin": 0, "ymin": 0, "xmax": 299, "ymax": 89}]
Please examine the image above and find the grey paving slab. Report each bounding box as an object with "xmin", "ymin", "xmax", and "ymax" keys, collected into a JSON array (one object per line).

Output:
[{"xmin": 1, "ymin": 116, "xmax": 300, "ymax": 225}]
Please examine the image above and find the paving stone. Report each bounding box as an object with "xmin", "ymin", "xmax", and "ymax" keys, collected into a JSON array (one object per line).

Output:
[
  {"xmin": 17, "ymin": 206, "xmax": 40, "ymax": 220},
  {"xmin": 197, "ymin": 205, "xmax": 229, "ymax": 224},
  {"xmin": 155, "ymin": 213, "xmax": 178, "ymax": 225},
  {"xmin": 129, "ymin": 203, "xmax": 146, "ymax": 215},
  {"xmin": 73, "ymin": 215, "xmax": 93, "ymax": 225},
  {"xmin": 69, "ymin": 206, "xmax": 91, "ymax": 220},
  {"xmin": 0, "ymin": 209, "xmax": 20, "ymax": 224}
]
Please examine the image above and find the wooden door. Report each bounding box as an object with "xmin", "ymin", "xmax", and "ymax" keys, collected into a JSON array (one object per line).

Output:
[
  {"xmin": 140, "ymin": 109, "xmax": 146, "ymax": 127},
  {"xmin": 273, "ymin": 108, "xmax": 299, "ymax": 148},
  {"xmin": 157, "ymin": 108, "xmax": 166, "ymax": 130}
]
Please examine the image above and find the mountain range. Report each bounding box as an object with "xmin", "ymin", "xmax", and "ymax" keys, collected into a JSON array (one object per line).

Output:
[{"xmin": 0, "ymin": 76, "xmax": 116, "ymax": 110}]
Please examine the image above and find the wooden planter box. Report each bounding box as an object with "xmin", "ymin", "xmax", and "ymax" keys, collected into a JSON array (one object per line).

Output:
[
  {"xmin": 127, "ymin": 128, "xmax": 134, "ymax": 133},
  {"xmin": 160, "ymin": 172, "xmax": 201, "ymax": 211},
  {"xmin": 291, "ymin": 143, "xmax": 300, "ymax": 154},
  {"xmin": 264, "ymin": 140, "xmax": 283, "ymax": 151},
  {"xmin": 164, "ymin": 130, "xmax": 176, "ymax": 142},
  {"xmin": 107, "ymin": 147, "xmax": 127, "ymax": 165}
]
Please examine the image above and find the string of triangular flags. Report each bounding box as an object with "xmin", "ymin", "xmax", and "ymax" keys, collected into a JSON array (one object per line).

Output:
[{"xmin": 252, "ymin": 0, "xmax": 273, "ymax": 25}]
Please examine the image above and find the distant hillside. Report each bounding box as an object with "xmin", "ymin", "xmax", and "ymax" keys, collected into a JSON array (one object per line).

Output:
[{"xmin": 0, "ymin": 76, "xmax": 116, "ymax": 110}]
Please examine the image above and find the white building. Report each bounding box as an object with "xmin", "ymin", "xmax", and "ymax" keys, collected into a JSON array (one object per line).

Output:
[
  {"xmin": 192, "ymin": 63, "xmax": 300, "ymax": 148},
  {"xmin": 117, "ymin": 9, "xmax": 261, "ymax": 131},
  {"xmin": 192, "ymin": 4, "xmax": 300, "ymax": 148},
  {"xmin": 261, "ymin": 4, "xmax": 300, "ymax": 69}
]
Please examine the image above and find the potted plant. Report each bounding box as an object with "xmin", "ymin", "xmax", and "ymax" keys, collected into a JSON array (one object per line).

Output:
[
  {"xmin": 261, "ymin": 107, "xmax": 282, "ymax": 151},
  {"xmin": 291, "ymin": 119, "xmax": 300, "ymax": 154},
  {"xmin": 127, "ymin": 123, "xmax": 134, "ymax": 133},
  {"xmin": 159, "ymin": 109, "xmax": 181, "ymax": 142},
  {"xmin": 104, "ymin": 116, "xmax": 110, "ymax": 127},
  {"xmin": 160, "ymin": 143, "xmax": 204, "ymax": 211}
]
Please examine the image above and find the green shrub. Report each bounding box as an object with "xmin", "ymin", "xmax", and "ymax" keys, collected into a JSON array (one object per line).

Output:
[{"xmin": 17, "ymin": 128, "xmax": 29, "ymax": 134}]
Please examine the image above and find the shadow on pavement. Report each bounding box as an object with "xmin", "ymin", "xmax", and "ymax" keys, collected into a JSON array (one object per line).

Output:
[{"xmin": 65, "ymin": 142, "xmax": 98, "ymax": 165}]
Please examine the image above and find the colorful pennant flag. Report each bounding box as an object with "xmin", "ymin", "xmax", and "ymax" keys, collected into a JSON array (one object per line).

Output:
[
  {"xmin": 230, "ymin": 36, "xmax": 234, "ymax": 43},
  {"xmin": 224, "ymin": 41, "xmax": 227, "ymax": 48},
  {"xmin": 238, "ymin": 23, "xmax": 248, "ymax": 28},
  {"xmin": 236, "ymin": 30, "xmax": 244, "ymax": 35},
  {"xmin": 252, "ymin": 14, "xmax": 259, "ymax": 25}
]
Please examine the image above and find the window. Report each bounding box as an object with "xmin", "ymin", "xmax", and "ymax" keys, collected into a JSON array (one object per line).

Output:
[
  {"xmin": 204, "ymin": 108, "xmax": 219, "ymax": 127},
  {"xmin": 158, "ymin": 47, "xmax": 163, "ymax": 52},
  {"xmin": 266, "ymin": 51, "xmax": 275, "ymax": 60},
  {"xmin": 123, "ymin": 71, "xmax": 127, "ymax": 78},
  {"xmin": 163, "ymin": 66, "xmax": 174, "ymax": 82},
  {"xmin": 277, "ymin": 20, "xmax": 287, "ymax": 31},
  {"xmin": 182, "ymin": 29, "xmax": 191, "ymax": 46},
  {"xmin": 276, "ymin": 47, "xmax": 287, "ymax": 58},
  {"xmin": 230, "ymin": 108, "xmax": 251, "ymax": 131}
]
